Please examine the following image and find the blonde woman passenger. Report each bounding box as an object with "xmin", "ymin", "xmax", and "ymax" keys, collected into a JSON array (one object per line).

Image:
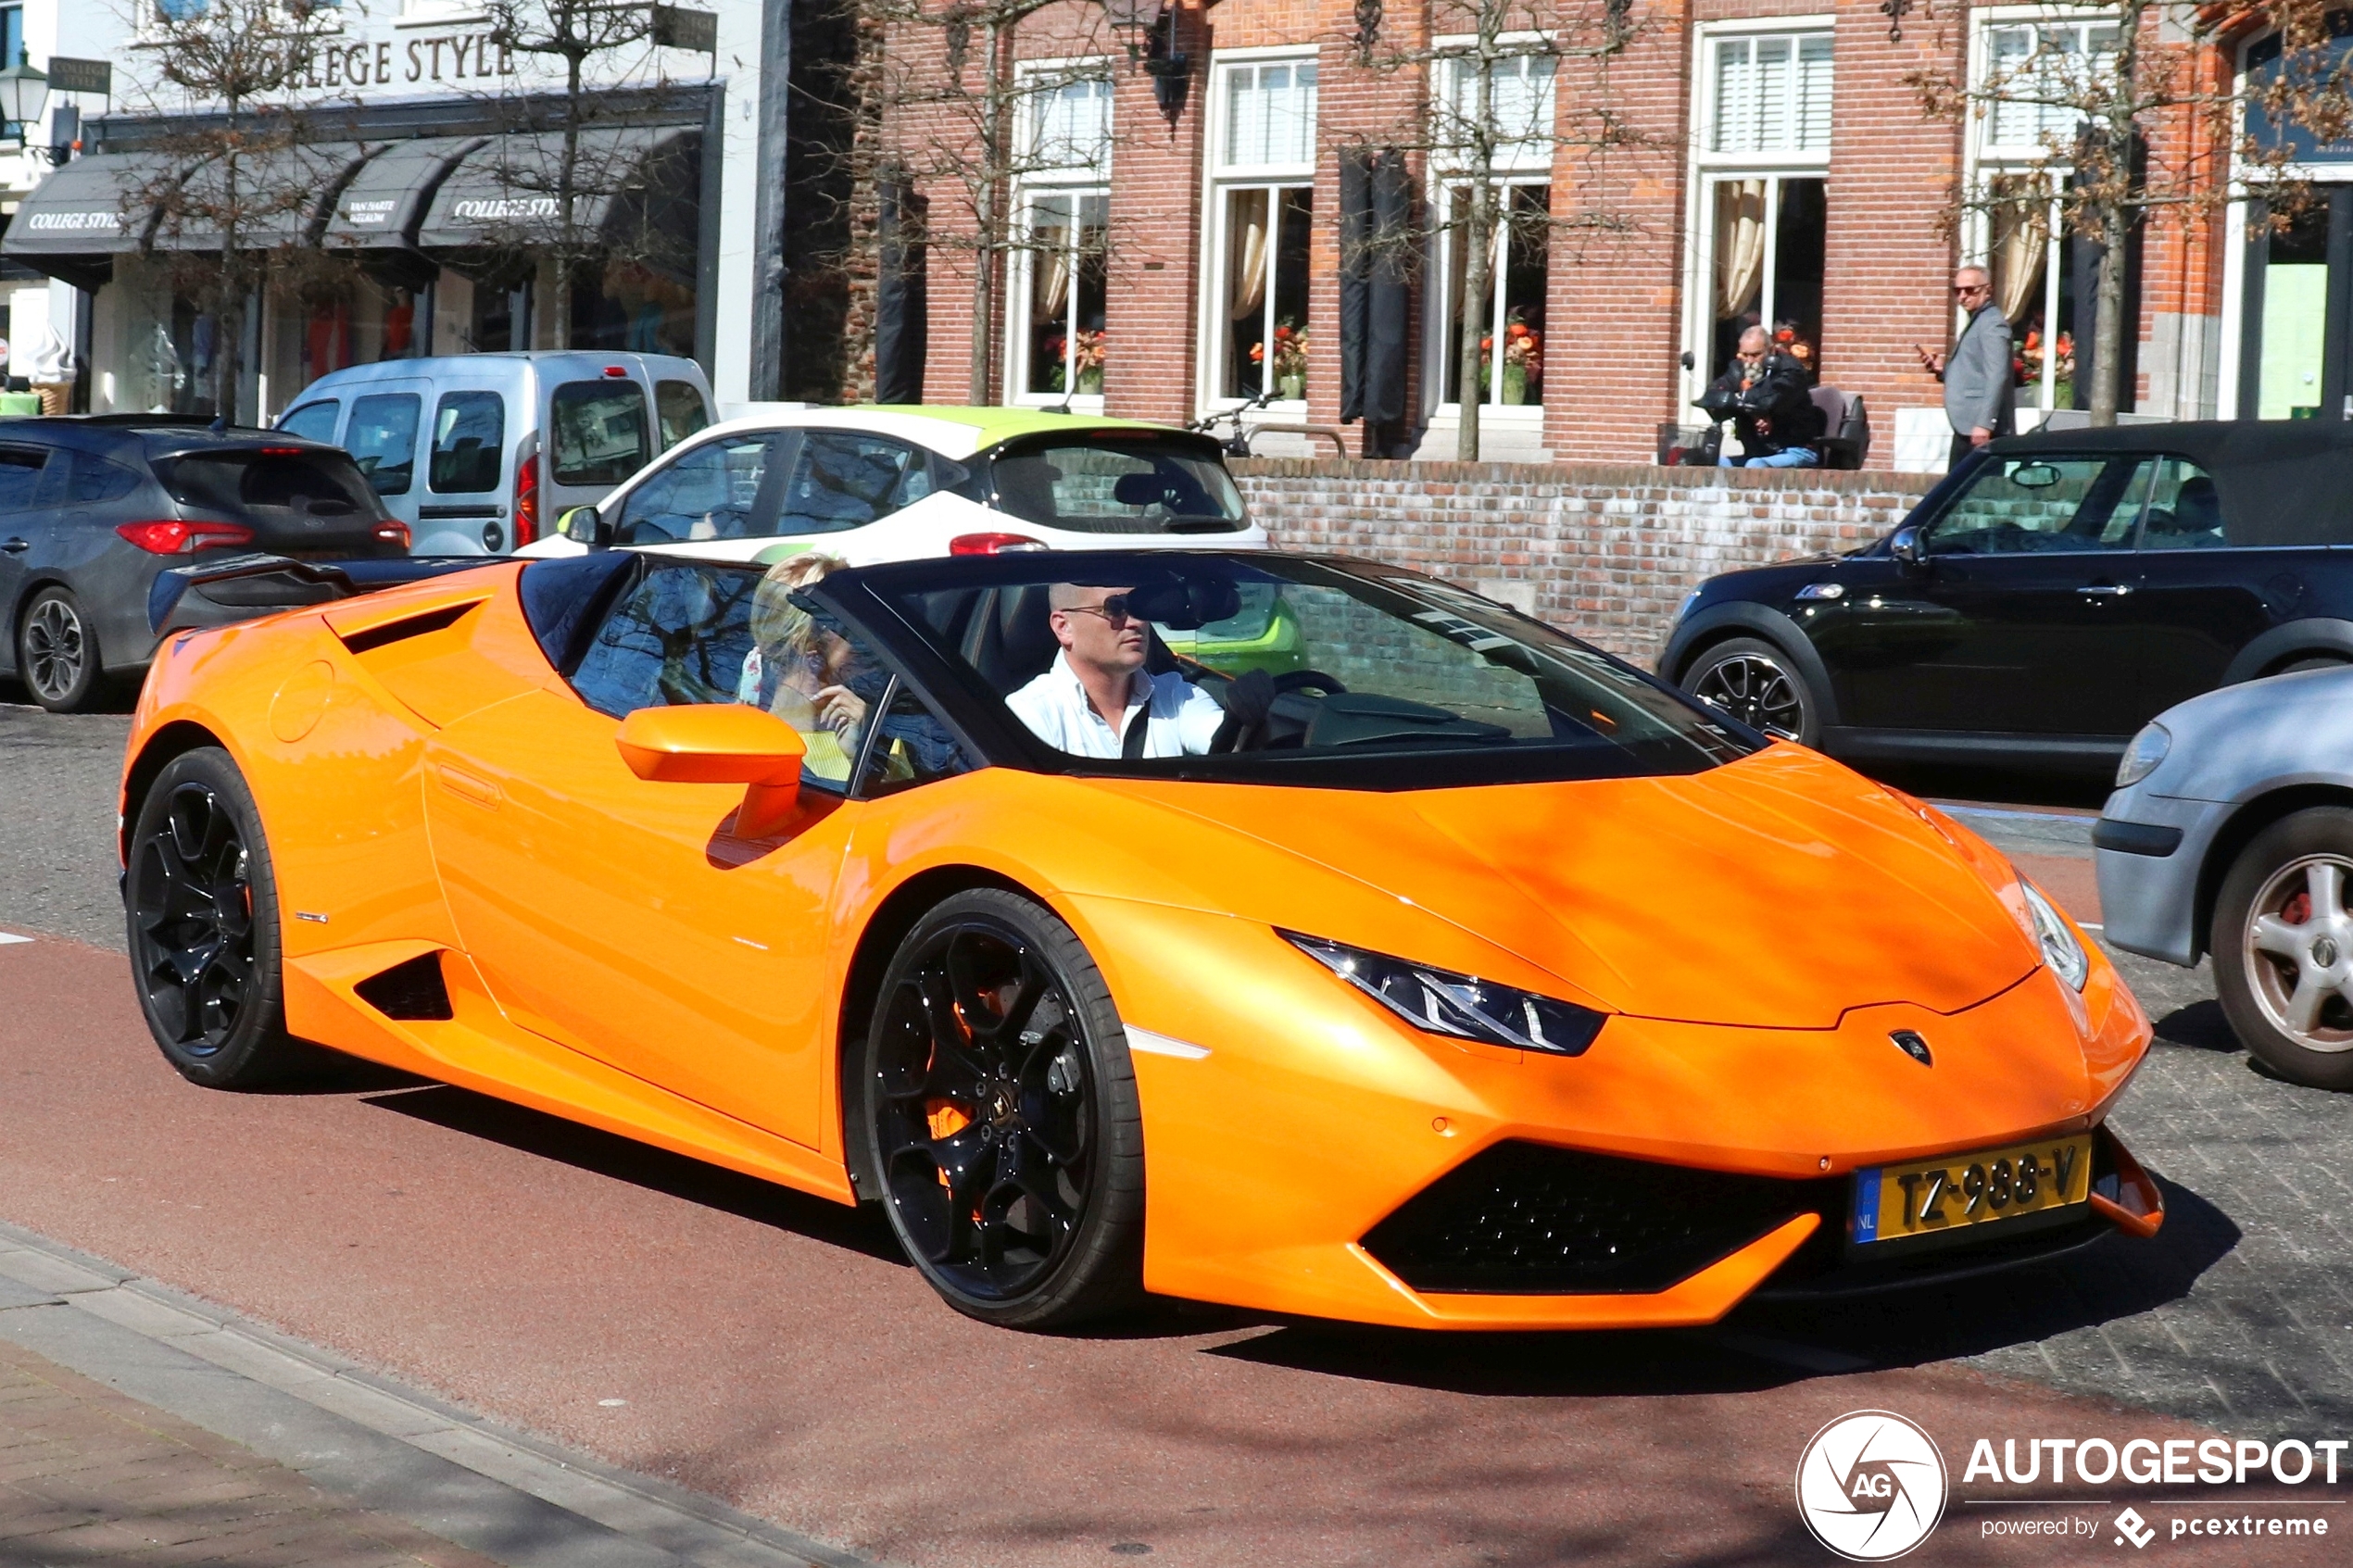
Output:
[{"xmin": 735, "ymin": 552, "xmax": 870, "ymax": 781}]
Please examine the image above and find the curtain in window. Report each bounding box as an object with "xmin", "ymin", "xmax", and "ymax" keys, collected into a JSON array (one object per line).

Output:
[
  {"xmin": 1991, "ymin": 186, "xmax": 2048, "ymax": 326},
  {"xmin": 1031, "ymin": 198, "xmax": 1072, "ymax": 324},
  {"xmin": 1714, "ymin": 180, "xmax": 1768, "ymax": 319},
  {"xmin": 1227, "ymin": 190, "xmax": 1269, "ymax": 321}
]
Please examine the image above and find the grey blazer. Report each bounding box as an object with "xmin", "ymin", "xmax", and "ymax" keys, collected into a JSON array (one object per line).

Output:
[{"xmin": 1944, "ymin": 304, "xmax": 2015, "ymax": 437}]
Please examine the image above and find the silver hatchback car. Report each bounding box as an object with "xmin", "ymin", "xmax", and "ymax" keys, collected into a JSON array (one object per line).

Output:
[
  {"xmin": 275, "ymin": 352, "xmax": 712, "ymax": 555},
  {"xmin": 2097, "ymin": 665, "xmax": 2353, "ymax": 1089}
]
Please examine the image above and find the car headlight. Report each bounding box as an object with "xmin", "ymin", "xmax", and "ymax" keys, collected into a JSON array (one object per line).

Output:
[
  {"xmin": 2116, "ymin": 721, "xmax": 2171, "ymax": 788},
  {"xmin": 2018, "ymin": 879, "xmax": 2089, "ymax": 991},
  {"xmin": 1282, "ymin": 930, "xmax": 1607, "ymax": 1056}
]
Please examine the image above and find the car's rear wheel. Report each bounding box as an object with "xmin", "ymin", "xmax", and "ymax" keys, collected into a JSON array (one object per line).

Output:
[
  {"xmin": 859, "ymin": 888, "xmax": 1144, "ymax": 1329},
  {"xmin": 2213, "ymin": 807, "xmax": 2353, "ymax": 1090},
  {"xmin": 124, "ymin": 747, "xmax": 299, "ymax": 1088},
  {"xmin": 19, "ymin": 586, "xmax": 103, "ymax": 713},
  {"xmin": 1682, "ymin": 636, "xmax": 1820, "ymax": 745}
]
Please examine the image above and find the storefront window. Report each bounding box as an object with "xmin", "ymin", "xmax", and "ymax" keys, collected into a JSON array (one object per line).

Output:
[
  {"xmin": 1688, "ymin": 29, "xmax": 1831, "ymax": 398},
  {"xmin": 1210, "ymin": 58, "xmax": 1316, "ymax": 406},
  {"xmin": 2255, "ymin": 201, "xmax": 2329, "ymax": 420}
]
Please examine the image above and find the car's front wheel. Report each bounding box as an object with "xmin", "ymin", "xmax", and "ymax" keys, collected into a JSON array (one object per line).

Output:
[
  {"xmin": 124, "ymin": 746, "xmax": 299, "ymax": 1088},
  {"xmin": 1682, "ymin": 636, "xmax": 1821, "ymax": 745},
  {"xmin": 858, "ymin": 888, "xmax": 1145, "ymax": 1329},
  {"xmin": 18, "ymin": 586, "xmax": 103, "ymax": 713},
  {"xmin": 2213, "ymin": 806, "xmax": 2353, "ymax": 1090}
]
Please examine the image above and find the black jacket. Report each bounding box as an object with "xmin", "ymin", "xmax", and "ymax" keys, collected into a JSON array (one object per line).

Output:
[{"xmin": 1696, "ymin": 352, "xmax": 1826, "ymax": 457}]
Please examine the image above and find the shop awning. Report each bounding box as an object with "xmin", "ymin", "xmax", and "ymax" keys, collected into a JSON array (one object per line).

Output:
[
  {"xmin": 2, "ymin": 150, "xmax": 177, "ymax": 285},
  {"xmin": 322, "ymin": 135, "xmax": 486, "ymax": 250},
  {"xmin": 149, "ymin": 142, "xmax": 376, "ymax": 252},
  {"xmin": 415, "ymin": 125, "xmax": 699, "ymax": 252}
]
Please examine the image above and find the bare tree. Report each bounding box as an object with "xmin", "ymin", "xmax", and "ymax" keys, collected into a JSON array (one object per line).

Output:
[
  {"xmin": 862, "ymin": 0, "xmax": 1128, "ymax": 403},
  {"xmin": 1915, "ymin": 0, "xmax": 2353, "ymax": 425},
  {"xmin": 1355, "ymin": 0, "xmax": 1651, "ymax": 459},
  {"xmin": 119, "ymin": 0, "xmax": 349, "ymax": 420}
]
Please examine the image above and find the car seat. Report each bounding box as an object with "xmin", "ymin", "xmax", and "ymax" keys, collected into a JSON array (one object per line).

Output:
[{"xmin": 2145, "ymin": 475, "xmax": 2223, "ymax": 546}]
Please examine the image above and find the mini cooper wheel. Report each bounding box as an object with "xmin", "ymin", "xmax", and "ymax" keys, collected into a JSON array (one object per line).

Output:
[
  {"xmin": 125, "ymin": 747, "xmax": 297, "ymax": 1088},
  {"xmin": 2214, "ymin": 807, "xmax": 2353, "ymax": 1091},
  {"xmin": 861, "ymin": 889, "xmax": 1145, "ymax": 1328},
  {"xmin": 1682, "ymin": 636, "xmax": 1819, "ymax": 745},
  {"xmin": 19, "ymin": 586, "xmax": 103, "ymax": 713}
]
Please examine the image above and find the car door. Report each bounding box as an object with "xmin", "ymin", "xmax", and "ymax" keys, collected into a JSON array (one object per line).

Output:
[
  {"xmin": 342, "ymin": 383, "xmax": 428, "ymax": 538},
  {"xmin": 1834, "ymin": 452, "xmax": 2154, "ymax": 735},
  {"xmin": 420, "ymin": 558, "xmax": 885, "ymax": 1149},
  {"xmin": 0, "ymin": 445, "xmax": 50, "ymax": 650},
  {"xmin": 2128, "ymin": 454, "xmax": 2316, "ymax": 722},
  {"xmin": 420, "ymin": 387, "xmax": 512, "ymax": 552}
]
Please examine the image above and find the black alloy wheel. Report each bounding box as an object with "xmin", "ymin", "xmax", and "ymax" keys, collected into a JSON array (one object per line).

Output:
[
  {"xmin": 125, "ymin": 747, "xmax": 297, "ymax": 1088},
  {"xmin": 862, "ymin": 888, "xmax": 1144, "ymax": 1328},
  {"xmin": 1683, "ymin": 636, "xmax": 1819, "ymax": 745},
  {"xmin": 19, "ymin": 586, "xmax": 103, "ymax": 713}
]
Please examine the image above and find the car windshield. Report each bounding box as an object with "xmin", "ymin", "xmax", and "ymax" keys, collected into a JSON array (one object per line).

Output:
[
  {"xmin": 867, "ymin": 555, "xmax": 1755, "ymax": 787},
  {"xmin": 986, "ymin": 438, "xmax": 1247, "ymax": 533}
]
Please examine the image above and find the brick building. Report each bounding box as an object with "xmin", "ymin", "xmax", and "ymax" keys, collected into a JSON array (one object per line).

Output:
[{"xmin": 879, "ymin": 0, "xmax": 2322, "ymax": 470}]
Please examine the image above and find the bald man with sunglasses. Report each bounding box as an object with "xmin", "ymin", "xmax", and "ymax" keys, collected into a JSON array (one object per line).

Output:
[{"xmin": 1004, "ymin": 583, "xmax": 1243, "ymax": 759}]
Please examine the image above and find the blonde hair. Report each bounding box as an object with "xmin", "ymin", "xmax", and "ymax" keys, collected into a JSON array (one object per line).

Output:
[{"xmin": 750, "ymin": 552, "xmax": 846, "ymax": 649}]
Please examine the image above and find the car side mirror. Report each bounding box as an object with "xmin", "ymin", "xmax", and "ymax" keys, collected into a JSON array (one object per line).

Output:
[
  {"xmin": 614, "ymin": 705, "xmax": 808, "ymax": 836},
  {"xmin": 1889, "ymin": 525, "xmax": 1927, "ymax": 570},
  {"xmin": 560, "ymin": 505, "xmax": 610, "ymax": 548}
]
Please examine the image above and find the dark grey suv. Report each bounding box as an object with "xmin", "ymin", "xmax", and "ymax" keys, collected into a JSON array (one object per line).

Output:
[{"xmin": 0, "ymin": 417, "xmax": 408, "ymax": 711}]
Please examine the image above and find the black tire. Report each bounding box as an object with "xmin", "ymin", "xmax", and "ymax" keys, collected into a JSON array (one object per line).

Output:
[
  {"xmin": 1681, "ymin": 635, "xmax": 1822, "ymax": 745},
  {"xmin": 2212, "ymin": 806, "xmax": 2353, "ymax": 1091},
  {"xmin": 123, "ymin": 746, "xmax": 299, "ymax": 1088},
  {"xmin": 857, "ymin": 888, "xmax": 1145, "ymax": 1329},
  {"xmin": 18, "ymin": 585, "xmax": 103, "ymax": 713}
]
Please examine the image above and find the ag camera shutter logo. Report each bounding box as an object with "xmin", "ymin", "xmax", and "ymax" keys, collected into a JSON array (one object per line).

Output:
[{"xmin": 1795, "ymin": 1410, "xmax": 1949, "ymax": 1561}]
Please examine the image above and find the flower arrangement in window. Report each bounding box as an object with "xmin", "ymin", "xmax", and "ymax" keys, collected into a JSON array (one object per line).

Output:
[
  {"xmin": 1479, "ymin": 311, "xmax": 1544, "ymax": 404},
  {"xmin": 1042, "ymin": 329, "xmax": 1111, "ymax": 394},
  {"xmin": 1250, "ymin": 321, "xmax": 1309, "ymax": 399},
  {"xmin": 2018, "ymin": 327, "xmax": 2074, "ymax": 400}
]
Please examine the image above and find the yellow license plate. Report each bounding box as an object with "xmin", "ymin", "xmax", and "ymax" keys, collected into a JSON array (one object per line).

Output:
[{"xmin": 1852, "ymin": 1134, "xmax": 2093, "ymax": 1245}]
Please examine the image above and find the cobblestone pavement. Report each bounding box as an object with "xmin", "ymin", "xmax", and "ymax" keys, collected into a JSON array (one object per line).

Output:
[{"xmin": 0, "ymin": 1335, "xmax": 501, "ymax": 1568}]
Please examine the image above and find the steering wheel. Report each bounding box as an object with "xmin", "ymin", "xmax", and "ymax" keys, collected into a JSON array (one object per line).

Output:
[
  {"xmin": 1207, "ymin": 669, "xmax": 1349, "ymax": 755},
  {"xmin": 1273, "ymin": 669, "xmax": 1348, "ymax": 696}
]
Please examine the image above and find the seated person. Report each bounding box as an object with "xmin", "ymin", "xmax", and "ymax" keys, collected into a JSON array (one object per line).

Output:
[
  {"xmin": 736, "ymin": 552, "xmax": 870, "ymax": 780},
  {"xmin": 1696, "ymin": 326, "xmax": 1826, "ymax": 469},
  {"xmin": 1006, "ymin": 583, "xmax": 1230, "ymax": 758}
]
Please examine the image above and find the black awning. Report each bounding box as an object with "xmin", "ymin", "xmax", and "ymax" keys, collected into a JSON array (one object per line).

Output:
[
  {"xmin": 1, "ymin": 150, "xmax": 177, "ymax": 285},
  {"xmin": 415, "ymin": 125, "xmax": 698, "ymax": 252},
  {"xmin": 322, "ymin": 135, "xmax": 486, "ymax": 250},
  {"xmin": 147, "ymin": 142, "xmax": 375, "ymax": 252}
]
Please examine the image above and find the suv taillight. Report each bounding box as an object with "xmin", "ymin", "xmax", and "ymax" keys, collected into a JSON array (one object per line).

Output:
[
  {"xmin": 512, "ymin": 449, "xmax": 539, "ymax": 547},
  {"xmin": 116, "ymin": 521, "xmax": 256, "ymax": 555},
  {"xmin": 950, "ymin": 533, "xmax": 1048, "ymax": 555}
]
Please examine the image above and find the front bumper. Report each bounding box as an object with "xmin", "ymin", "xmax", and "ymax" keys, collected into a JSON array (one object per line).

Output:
[{"xmin": 2095, "ymin": 786, "xmax": 2233, "ymax": 967}]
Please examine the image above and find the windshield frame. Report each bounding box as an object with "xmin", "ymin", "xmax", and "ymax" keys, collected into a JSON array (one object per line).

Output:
[{"xmin": 824, "ymin": 551, "xmax": 1767, "ymax": 792}]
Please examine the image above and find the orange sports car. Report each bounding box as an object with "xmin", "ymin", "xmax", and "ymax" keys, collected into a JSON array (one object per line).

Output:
[{"xmin": 120, "ymin": 547, "xmax": 2165, "ymax": 1331}]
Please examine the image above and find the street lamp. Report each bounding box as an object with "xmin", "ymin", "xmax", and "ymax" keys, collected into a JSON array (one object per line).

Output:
[
  {"xmin": 0, "ymin": 52, "xmax": 48, "ymax": 136},
  {"xmin": 1101, "ymin": 0, "xmax": 1189, "ymax": 121}
]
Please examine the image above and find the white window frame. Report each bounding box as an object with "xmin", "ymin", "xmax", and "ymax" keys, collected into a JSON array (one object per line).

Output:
[
  {"xmin": 1960, "ymin": 6, "xmax": 2121, "ymax": 419},
  {"xmin": 1005, "ymin": 57, "xmax": 1114, "ymax": 409},
  {"xmin": 1679, "ymin": 18, "xmax": 1833, "ymax": 410},
  {"xmin": 1197, "ymin": 47, "xmax": 1318, "ymax": 418},
  {"xmin": 1427, "ymin": 33, "xmax": 1556, "ymax": 420}
]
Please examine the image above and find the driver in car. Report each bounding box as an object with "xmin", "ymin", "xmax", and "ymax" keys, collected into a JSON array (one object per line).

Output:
[{"xmin": 1006, "ymin": 583, "xmax": 1271, "ymax": 759}]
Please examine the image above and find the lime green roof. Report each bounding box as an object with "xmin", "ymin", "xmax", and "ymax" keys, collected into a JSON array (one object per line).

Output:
[{"xmin": 865, "ymin": 406, "xmax": 1189, "ymax": 448}]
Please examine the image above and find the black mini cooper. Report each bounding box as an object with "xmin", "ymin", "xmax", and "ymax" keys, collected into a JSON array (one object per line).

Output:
[{"xmin": 1663, "ymin": 420, "xmax": 2353, "ymax": 775}]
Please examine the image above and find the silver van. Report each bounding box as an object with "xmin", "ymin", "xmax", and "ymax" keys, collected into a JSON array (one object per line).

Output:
[{"xmin": 273, "ymin": 352, "xmax": 713, "ymax": 556}]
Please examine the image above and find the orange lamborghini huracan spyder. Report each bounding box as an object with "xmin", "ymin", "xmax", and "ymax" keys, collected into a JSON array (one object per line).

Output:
[{"xmin": 120, "ymin": 547, "xmax": 2165, "ymax": 1330}]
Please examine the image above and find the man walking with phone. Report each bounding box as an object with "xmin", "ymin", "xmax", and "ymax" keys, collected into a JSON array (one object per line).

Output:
[{"xmin": 1916, "ymin": 266, "xmax": 2012, "ymax": 470}]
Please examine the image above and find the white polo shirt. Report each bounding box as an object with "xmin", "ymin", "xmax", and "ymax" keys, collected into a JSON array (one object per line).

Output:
[{"xmin": 1004, "ymin": 651, "xmax": 1227, "ymax": 759}]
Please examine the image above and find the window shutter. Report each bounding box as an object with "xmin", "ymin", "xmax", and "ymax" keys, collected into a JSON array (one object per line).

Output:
[
  {"xmin": 1796, "ymin": 35, "xmax": 1833, "ymax": 154},
  {"xmin": 1226, "ymin": 61, "xmax": 1317, "ymax": 168},
  {"xmin": 1714, "ymin": 39, "xmax": 1752, "ymax": 153}
]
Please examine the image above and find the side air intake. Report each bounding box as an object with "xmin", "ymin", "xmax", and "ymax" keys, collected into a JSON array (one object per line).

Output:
[{"xmin": 353, "ymin": 952, "xmax": 454, "ymax": 1021}]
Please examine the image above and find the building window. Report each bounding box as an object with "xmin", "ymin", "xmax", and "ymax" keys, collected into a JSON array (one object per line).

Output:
[
  {"xmin": 1685, "ymin": 26, "xmax": 1832, "ymax": 405},
  {"xmin": 1968, "ymin": 14, "xmax": 2122, "ymax": 415},
  {"xmin": 1432, "ymin": 48, "xmax": 1554, "ymax": 412},
  {"xmin": 1207, "ymin": 56, "xmax": 1316, "ymax": 406},
  {"xmin": 0, "ymin": 8, "xmax": 20, "ymax": 71},
  {"xmin": 1011, "ymin": 67, "xmax": 1113, "ymax": 404}
]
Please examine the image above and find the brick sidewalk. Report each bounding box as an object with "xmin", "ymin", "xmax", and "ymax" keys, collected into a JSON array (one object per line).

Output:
[{"xmin": 0, "ymin": 1337, "xmax": 498, "ymax": 1568}]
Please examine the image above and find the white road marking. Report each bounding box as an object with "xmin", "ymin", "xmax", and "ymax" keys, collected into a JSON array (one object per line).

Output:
[{"xmin": 0, "ymin": 932, "xmax": 31, "ymax": 946}]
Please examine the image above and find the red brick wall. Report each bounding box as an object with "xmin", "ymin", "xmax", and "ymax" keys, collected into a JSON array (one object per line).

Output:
[{"xmin": 1103, "ymin": 5, "xmax": 1213, "ymax": 423}]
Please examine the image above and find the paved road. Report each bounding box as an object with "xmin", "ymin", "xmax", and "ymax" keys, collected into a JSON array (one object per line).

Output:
[{"xmin": 5, "ymin": 706, "xmax": 2351, "ymax": 1565}]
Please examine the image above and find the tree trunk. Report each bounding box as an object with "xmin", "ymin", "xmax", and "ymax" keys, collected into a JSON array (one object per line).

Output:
[
  {"xmin": 215, "ymin": 128, "xmax": 243, "ymax": 422},
  {"xmin": 2088, "ymin": 14, "xmax": 2140, "ymax": 428},
  {"xmin": 969, "ymin": 19, "xmax": 1008, "ymax": 405}
]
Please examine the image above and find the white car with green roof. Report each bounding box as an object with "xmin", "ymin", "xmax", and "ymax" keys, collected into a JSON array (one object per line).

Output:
[{"xmin": 517, "ymin": 405, "xmax": 1267, "ymax": 566}]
